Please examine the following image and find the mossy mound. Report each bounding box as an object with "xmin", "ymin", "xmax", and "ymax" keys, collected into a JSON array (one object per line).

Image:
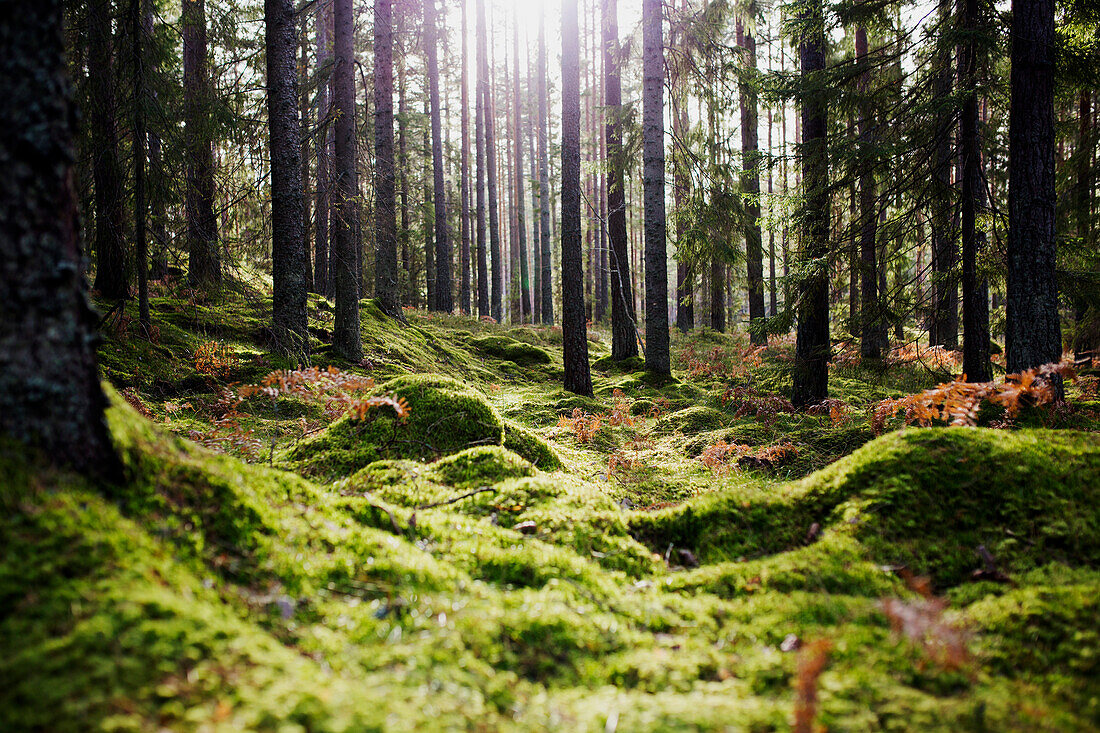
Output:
[
  {"xmin": 503, "ymin": 419, "xmax": 564, "ymax": 470},
  {"xmin": 284, "ymin": 375, "xmax": 504, "ymax": 479},
  {"xmin": 592, "ymin": 355, "xmax": 645, "ymax": 372},
  {"xmin": 472, "ymin": 335, "xmax": 552, "ymax": 365},
  {"xmin": 427, "ymin": 446, "xmax": 536, "ymax": 490},
  {"xmin": 654, "ymin": 405, "xmax": 727, "ymax": 435},
  {"xmin": 631, "ymin": 428, "xmax": 1100, "ymax": 587}
]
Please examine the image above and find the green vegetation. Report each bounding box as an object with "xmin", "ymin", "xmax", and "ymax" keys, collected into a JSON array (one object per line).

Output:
[{"xmin": 4, "ymin": 294, "xmax": 1099, "ymax": 731}]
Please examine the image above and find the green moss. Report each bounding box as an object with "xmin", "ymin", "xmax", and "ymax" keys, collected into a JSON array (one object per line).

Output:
[
  {"xmin": 427, "ymin": 446, "xmax": 536, "ymax": 489},
  {"xmin": 592, "ymin": 355, "xmax": 646, "ymax": 372},
  {"xmin": 284, "ymin": 375, "xmax": 505, "ymax": 480},
  {"xmin": 655, "ymin": 406, "xmax": 727, "ymax": 435},
  {"xmin": 472, "ymin": 335, "xmax": 552, "ymax": 365},
  {"xmin": 503, "ymin": 420, "xmax": 564, "ymax": 470}
]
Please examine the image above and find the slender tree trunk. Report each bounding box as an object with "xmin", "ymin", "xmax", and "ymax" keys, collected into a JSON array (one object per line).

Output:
[
  {"xmin": 480, "ymin": 0, "xmax": 503, "ymax": 323},
  {"xmin": 1006, "ymin": 0, "xmax": 1060, "ymax": 392},
  {"xmin": 475, "ymin": 0, "xmax": 490, "ymax": 318},
  {"xmin": 299, "ymin": 23, "xmax": 314, "ymax": 294},
  {"xmin": 791, "ymin": 0, "xmax": 830, "ymax": 407},
  {"xmin": 513, "ymin": 13, "xmax": 531, "ymax": 323},
  {"xmin": 528, "ymin": 68, "xmax": 542, "ymax": 325},
  {"xmin": 266, "ymin": 0, "xmax": 310, "ymax": 360},
  {"xmin": 144, "ymin": 0, "xmax": 168, "ymax": 283},
  {"xmin": 374, "ymin": 0, "xmax": 399, "ymax": 316},
  {"xmin": 856, "ymin": 24, "xmax": 880, "ymax": 362},
  {"xmin": 0, "ymin": 0, "xmax": 122, "ymax": 479},
  {"xmin": 331, "ymin": 0, "xmax": 361, "ymax": 359},
  {"xmin": 424, "ymin": 0, "xmax": 450, "ymax": 312},
  {"xmin": 603, "ymin": 0, "xmax": 637, "ymax": 358},
  {"xmin": 89, "ymin": 0, "xmax": 128, "ymax": 299},
  {"xmin": 396, "ymin": 12, "xmax": 413, "ymax": 305},
  {"xmin": 562, "ymin": 0, "xmax": 593, "ymax": 395},
  {"xmin": 959, "ymin": 0, "xmax": 990, "ymax": 380},
  {"xmin": 314, "ymin": 0, "xmax": 332, "ymax": 298},
  {"xmin": 183, "ymin": 0, "xmax": 221, "ymax": 289},
  {"xmin": 674, "ymin": 53, "xmax": 693, "ymax": 332},
  {"xmin": 737, "ymin": 12, "xmax": 765, "ymax": 345},
  {"xmin": 930, "ymin": 1, "xmax": 958, "ymax": 349},
  {"xmin": 460, "ymin": 0, "xmax": 472, "ymax": 314},
  {"xmin": 1073, "ymin": 91, "xmax": 1092, "ymax": 361},
  {"xmin": 131, "ymin": 0, "xmax": 149, "ymax": 332},
  {"xmin": 643, "ymin": 0, "xmax": 670, "ymax": 375},
  {"xmin": 538, "ymin": 14, "xmax": 554, "ymax": 324}
]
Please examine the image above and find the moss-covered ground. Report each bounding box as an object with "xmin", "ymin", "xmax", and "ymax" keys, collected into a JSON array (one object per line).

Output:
[{"xmin": 3, "ymin": 291, "xmax": 1099, "ymax": 730}]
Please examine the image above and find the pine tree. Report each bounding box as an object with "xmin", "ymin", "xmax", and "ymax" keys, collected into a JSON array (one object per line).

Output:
[
  {"xmin": 538, "ymin": 12, "xmax": 554, "ymax": 325},
  {"xmin": 426, "ymin": 0, "xmax": 451, "ymax": 312},
  {"xmin": 374, "ymin": 0, "xmax": 399, "ymax": 318},
  {"xmin": 331, "ymin": 0, "xmax": 362, "ymax": 359},
  {"xmin": 737, "ymin": 7, "xmax": 766, "ymax": 345},
  {"xmin": 183, "ymin": 0, "xmax": 221, "ymax": 289},
  {"xmin": 642, "ymin": 0, "xmax": 670, "ymax": 376}
]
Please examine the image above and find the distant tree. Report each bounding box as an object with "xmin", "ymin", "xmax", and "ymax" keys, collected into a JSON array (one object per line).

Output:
[
  {"xmin": 958, "ymin": 0, "xmax": 991, "ymax": 380},
  {"xmin": 642, "ymin": 0, "xmax": 670, "ymax": 376},
  {"xmin": 855, "ymin": 21, "xmax": 881, "ymax": 363},
  {"xmin": 480, "ymin": 0, "xmax": 503, "ymax": 323},
  {"xmin": 475, "ymin": 0, "xmax": 490, "ymax": 318},
  {"xmin": 791, "ymin": 0, "xmax": 830, "ymax": 408},
  {"xmin": 131, "ymin": 0, "xmax": 149, "ymax": 332},
  {"xmin": 89, "ymin": 0, "xmax": 128, "ymax": 299},
  {"xmin": 1006, "ymin": 0, "xmax": 1060, "ymax": 393},
  {"xmin": 314, "ymin": 0, "xmax": 333, "ymax": 298},
  {"xmin": 737, "ymin": 7, "xmax": 765, "ymax": 346},
  {"xmin": 373, "ymin": 0, "xmax": 399, "ymax": 317},
  {"xmin": 0, "ymin": 0, "xmax": 122, "ymax": 479},
  {"xmin": 183, "ymin": 0, "xmax": 221, "ymax": 289},
  {"xmin": 460, "ymin": 0, "xmax": 472, "ymax": 314},
  {"xmin": 331, "ymin": 0, "xmax": 362, "ymax": 359},
  {"xmin": 537, "ymin": 12, "xmax": 554, "ymax": 325},
  {"xmin": 425, "ymin": 0, "xmax": 451, "ymax": 312},
  {"xmin": 266, "ymin": 0, "xmax": 310, "ymax": 360},
  {"xmin": 513, "ymin": 11, "xmax": 531, "ymax": 322},
  {"xmin": 603, "ymin": 0, "xmax": 637, "ymax": 360},
  {"xmin": 299, "ymin": 22, "xmax": 314, "ymax": 295},
  {"xmin": 929, "ymin": 0, "xmax": 958, "ymax": 350},
  {"xmin": 561, "ymin": 0, "xmax": 593, "ymax": 396}
]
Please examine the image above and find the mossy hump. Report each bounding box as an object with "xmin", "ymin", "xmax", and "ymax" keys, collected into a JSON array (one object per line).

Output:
[{"xmin": 284, "ymin": 375, "xmax": 505, "ymax": 479}]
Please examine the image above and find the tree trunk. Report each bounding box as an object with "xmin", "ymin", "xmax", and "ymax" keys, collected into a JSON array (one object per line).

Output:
[
  {"xmin": 642, "ymin": 0, "xmax": 670, "ymax": 376},
  {"xmin": 513, "ymin": 13, "xmax": 531, "ymax": 323},
  {"xmin": 373, "ymin": 0, "xmax": 398, "ymax": 317},
  {"xmin": 603, "ymin": 0, "xmax": 637, "ymax": 359},
  {"xmin": 856, "ymin": 24, "xmax": 881, "ymax": 362},
  {"xmin": 0, "ymin": 0, "xmax": 122, "ymax": 479},
  {"xmin": 930, "ymin": 2, "xmax": 958, "ymax": 350},
  {"xmin": 959, "ymin": 0, "xmax": 990, "ymax": 380},
  {"xmin": 1006, "ymin": 0, "xmax": 1060, "ymax": 392},
  {"xmin": 299, "ymin": 22, "xmax": 314, "ymax": 294},
  {"xmin": 183, "ymin": 0, "xmax": 221, "ymax": 289},
  {"xmin": 737, "ymin": 13, "xmax": 766, "ymax": 345},
  {"xmin": 266, "ymin": 0, "xmax": 310, "ymax": 361},
  {"xmin": 475, "ymin": 0, "xmax": 490, "ymax": 318},
  {"xmin": 331, "ymin": 0, "xmax": 362, "ymax": 359},
  {"xmin": 481, "ymin": 0, "xmax": 503, "ymax": 323},
  {"xmin": 131, "ymin": 0, "xmax": 149, "ymax": 332},
  {"xmin": 89, "ymin": 0, "xmax": 128, "ymax": 299},
  {"xmin": 314, "ymin": 0, "xmax": 332, "ymax": 298},
  {"xmin": 1073, "ymin": 91, "xmax": 1092, "ymax": 362},
  {"xmin": 538, "ymin": 13, "xmax": 554, "ymax": 324},
  {"xmin": 425, "ymin": 0, "xmax": 450, "ymax": 312},
  {"xmin": 791, "ymin": 0, "xmax": 830, "ymax": 408},
  {"xmin": 561, "ymin": 0, "xmax": 593, "ymax": 395},
  {"xmin": 460, "ymin": 0, "xmax": 472, "ymax": 314}
]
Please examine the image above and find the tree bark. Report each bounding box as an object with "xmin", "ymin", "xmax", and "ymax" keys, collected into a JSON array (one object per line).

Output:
[
  {"xmin": 856, "ymin": 24, "xmax": 881, "ymax": 362},
  {"xmin": 314, "ymin": 0, "xmax": 332, "ymax": 298},
  {"xmin": 475, "ymin": 0, "xmax": 490, "ymax": 318},
  {"xmin": 299, "ymin": 22, "xmax": 314, "ymax": 294},
  {"xmin": 89, "ymin": 0, "xmax": 128, "ymax": 299},
  {"xmin": 425, "ymin": 0, "xmax": 451, "ymax": 312},
  {"xmin": 930, "ymin": 1, "xmax": 959, "ymax": 350},
  {"xmin": 480, "ymin": 0, "xmax": 503, "ymax": 323},
  {"xmin": 0, "ymin": 0, "xmax": 122, "ymax": 479},
  {"xmin": 959, "ymin": 0, "xmax": 990, "ymax": 380},
  {"xmin": 791, "ymin": 0, "xmax": 830, "ymax": 407},
  {"xmin": 643, "ymin": 0, "xmax": 670, "ymax": 376},
  {"xmin": 331, "ymin": 0, "xmax": 362, "ymax": 359},
  {"xmin": 1006, "ymin": 0, "xmax": 1060, "ymax": 392},
  {"xmin": 737, "ymin": 12, "xmax": 766, "ymax": 345},
  {"xmin": 131, "ymin": 0, "xmax": 149, "ymax": 332},
  {"xmin": 372, "ymin": 0, "xmax": 399, "ymax": 316},
  {"xmin": 513, "ymin": 12, "xmax": 531, "ymax": 322},
  {"xmin": 460, "ymin": 0, "xmax": 472, "ymax": 314},
  {"xmin": 266, "ymin": 0, "xmax": 310, "ymax": 361},
  {"xmin": 562, "ymin": 0, "xmax": 593, "ymax": 395},
  {"xmin": 183, "ymin": 0, "xmax": 221, "ymax": 289}
]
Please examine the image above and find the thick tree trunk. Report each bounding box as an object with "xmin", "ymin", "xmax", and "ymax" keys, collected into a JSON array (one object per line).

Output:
[
  {"xmin": 856, "ymin": 25, "xmax": 881, "ymax": 362},
  {"xmin": 737, "ymin": 13, "xmax": 766, "ymax": 345},
  {"xmin": 642, "ymin": 0, "xmax": 670, "ymax": 376},
  {"xmin": 959, "ymin": 0, "xmax": 990, "ymax": 380},
  {"xmin": 604, "ymin": 0, "xmax": 637, "ymax": 359},
  {"xmin": 331, "ymin": 0, "xmax": 362, "ymax": 359},
  {"xmin": 561, "ymin": 0, "xmax": 593, "ymax": 395},
  {"xmin": 266, "ymin": 0, "xmax": 310, "ymax": 361},
  {"xmin": 299, "ymin": 24, "xmax": 314, "ymax": 294},
  {"xmin": 930, "ymin": 3, "xmax": 958, "ymax": 350},
  {"xmin": 0, "ymin": 0, "xmax": 122, "ymax": 479},
  {"xmin": 791, "ymin": 0, "xmax": 830, "ymax": 408},
  {"xmin": 89, "ymin": 0, "xmax": 128, "ymax": 299},
  {"xmin": 183, "ymin": 0, "xmax": 221, "ymax": 289},
  {"xmin": 314, "ymin": 0, "xmax": 332, "ymax": 298},
  {"xmin": 372, "ymin": 0, "xmax": 399, "ymax": 316},
  {"xmin": 1006, "ymin": 0, "xmax": 1060, "ymax": 392},
  {"xmin": 425, "ymin": 0, "xmax": 450, "ymax": 312},
  {"xmin": 537, "ymin": 14, "xmax": 554, "ymax": 325},
  {"xmin": 460, "ymin": 0, "xmax": 472, "ymax": 314}
]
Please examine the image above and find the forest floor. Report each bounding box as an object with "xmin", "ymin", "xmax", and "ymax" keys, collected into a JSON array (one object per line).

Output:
[{"xmin": 3, "ymin": 282, "xmax": 1100, "ymax": 731}]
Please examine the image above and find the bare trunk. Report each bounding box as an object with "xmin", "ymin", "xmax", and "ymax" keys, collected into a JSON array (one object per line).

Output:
[
  {"xmin": 331, "ymin": 0, "xmax": 362, "ymax": 359},
  {"xmin": 425, "ymin": 0, "xmax": 450, "ymax": 311},
  {"xmin": 642, "ymin": 0, "xmax": 669, "ymax": 375},
  {"xmin": 183, "ymin": 0, "xmax": 221, "ymax": 289}
]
